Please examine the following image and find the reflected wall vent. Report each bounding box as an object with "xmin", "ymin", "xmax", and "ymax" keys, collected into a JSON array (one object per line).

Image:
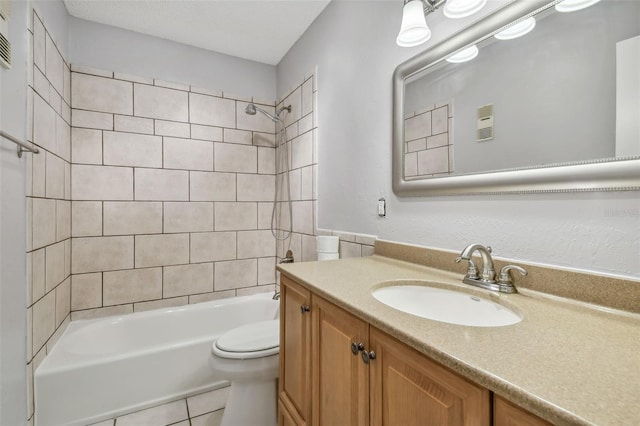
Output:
[
  {"xmin": 0, "ymin": 0, "xmax": 10, "ymax": 69},
  {"xmin": 476, "ymin": 104, "xmax": 494, "ymax": 141}
]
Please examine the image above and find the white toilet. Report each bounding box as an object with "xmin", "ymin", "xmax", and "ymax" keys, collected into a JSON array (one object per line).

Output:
[{"xmin": 209, "ymin": 319, "xmax": 280, "ymax": 426}]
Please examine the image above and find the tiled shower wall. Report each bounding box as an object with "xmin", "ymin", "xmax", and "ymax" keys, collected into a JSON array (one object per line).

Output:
[
  {"xmin": 26, "ymin": 11, "xmax": 72, "ymax": 425},
  {"xmin": 69, "ymin": 66, "xmax": 283, "ymax": 319}
]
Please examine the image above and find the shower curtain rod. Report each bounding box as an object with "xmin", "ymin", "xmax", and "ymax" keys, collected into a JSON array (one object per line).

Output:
[{"xmin": 0, "ymin": 130, "xmax": 40, "ymax": 158}]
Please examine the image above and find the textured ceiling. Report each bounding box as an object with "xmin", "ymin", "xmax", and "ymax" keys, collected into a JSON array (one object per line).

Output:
[{"xmin": 63, "ymin": 0, "xmax": 332, "ymax": 65}]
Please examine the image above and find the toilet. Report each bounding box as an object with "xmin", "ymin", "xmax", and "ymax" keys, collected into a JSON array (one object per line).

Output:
[{"xmin": 209, "ymin": 319, "xmax": 280, "ymax": 426}]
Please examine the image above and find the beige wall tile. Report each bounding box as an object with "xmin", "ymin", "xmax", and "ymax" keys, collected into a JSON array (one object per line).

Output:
[
  {"xmin": 134, "ymin": 297, "xmax": 188, "ymax": 313},
  {"xmin": 116, "ymin": 399, "xmax": 188, "ymax": 426},
  {"xmin": 154, "ymin": 79, "xmax": 190, "ymax": 91},
  {"xmin": 405, "ymin": 111, "xmax": 432, "ymax": 141},
  {"xmin": 214, "ymin": 203, "xmax": 257, "ymax": 231},
  {"xmin": 163, "ymin": 263, "xmax": 214, "ymax": 297},
  {"xmin": 31, "ymin": 249, "xmax": 46, "ymax": 304},
  {"xmin": 72, "ymin": 128, "xmax": 102, "ymax": 164},
  {"xmin": 236, "ymin": 284, "xmax": 275, "ymax": 297},
  {"xmin": 190, "ymin": 411, "xmax": 224, "ymax": 426},
  {"xmin": 190, "ymin": 232, "xmax": 237, "ymax": 263},
  {"xmin": 33, "ymin": 15, "xmax": 45, "ymax": 70},
  {"xmin": 188, "ymin": 290, "xmax": 235, "ymax": 304},
  {"xmin": 155, "ymin": 120, "xmax": 190, "ymax": 138},
  {"xmin": 45, "ymin": 152, "xmax": 65, "ymax": 199},
  {"xmin": 164, "ymin": 202, "xmax": 213, "ymax": 233},
  {"xmin": 56, "ymin": 113, "xmax": 71, "ymax": 162},
  {"xmin": 103, "ymin": 268, "xmax": 162, "ymax": 305},
  {"xmin": 103, "ymin": 131, "xmax": 162, "ymax": 168},
  {"xmin": 302, "ymin": 78, "xmax": 313, "ymax": 117},
  {"xmin": 223, "ymin": 128, "xmax": 252, "ymax": 145},
  {"xmin": 31, "ymin": 142, "xmax": 46, "ymax": 197},
  {"xmin": 71, "ymin": 304, "xmax": 133, "ymax": 321},
  {"xmin": 258, "ymin": 147, "xmax": 275, "ymax": 175},
  {"xmin": 292, "ymin": 201, "xmax": 314, "ymax": 235},
  {"xmin": 189, "ymin": 171, "xmax": 236, "ymax": 202},
  {"xmin": 72, "ymin": 165, "xmax": 133, "ymax": 201},
  {"xmin": 134, "ymin": 168, "xmax": 188, "ymax": 201},
  {"xmin": 281, "ymin": 87, "xmax": 301, "ymax": 127},
  {"xmin": 432, "ymin": 105, "xmax": 448, "ymax": 134},
  {"xmin": 134, "ymin": 84, "xmax": 188, "ymax": 122},
  {"xmin": 64, "ymin": 239, "xmax": 71, "ymax": 277},
  {"xmin": 114, "ymin": 72, "xmax": 153, "ymax": 85},
  {"xmin": 45, "ymin": 34, "xmax": 64, "ymax": 98},
  {"xmin": 214, "ymin": 259, "xmax": 257, "ymax": 291},
  {"xmin": 32, "ymin": 291, "xmax": 55, "ymax": 353},
  {"xmin": 214, "ymin": 143, "xmax": 257, "ymax": 173},
  {"xmin": 253, "ymin": 132, "xmax": 275, "ymax": 147},
  {"xmin": 191, "ymin": 124, "xmax": 223, "ymax": 142},
  {"xmin": 63, "ymin": 65, "xmax": 71, "ymax": 105},
  {"xmin": 301, "ymin": 234, "xmax": 317, "ymax": 262},
  {"xmin": 103, "ymin": 201, "xmax": 162, "ymax": 235},
  {"xmin": 114, "ymin": 115, "xmax": 154, "ymax": 134},
  {"xmin": 340, "ymin": 241, "xmax": 362, "ymax": 259},
  {"xmin": 72, "ymin": 73, "xmax": 133, "ymax": 115},
  {"xmin": 135, "ymin": 234, "xmax": 189, "ymax": 268},
  {"xmin": 56, "ymin": 200, "xmax": 71, "ymax": 241},
  {"xmin": 257, "ymin": 203, "xmax": 273, "ymax": 230},
  {"xmin": 427, "ymin": 133, "xmax": 448, "ymax": 149},
  {"xmin": 72, "ymin": 236, "xmax": 134, "ymax": 273},
  {"xmin": 301, "ymin": 166, "xmax": 313, "ymax": 200},
  {"xmin": 64, "ymin": 162, "xmax": 71, "ymax": 201},
  {"xmin": 258, "ymin": 257, "xmax": 276, "ymax": 285},
  {"xmin": 189, "ymin": 93, "xmax": 235, "ymax": 128},
  {"xmin": 32, "ymin": 198, "xmax": 56, "ymax": 250},
  {"xmin": 190, "ymin": 86, "xmax": 223, "ymax": 97},
  {"xmin": 237, "ymin": 174, "xmax": 275, "ymax": 202},
  {"xmin": 72, "ymin": 201, "xmax": 102, "ymax": 237},
  {"xmin": 71, "ymin": 65, "xmax": 113, "ymax": 78},
  {"xmin": 55, "ymin": 277, "xmax": 71, "ymax": 326},
  {"xmin": 71, "ymin": 273, "xmax": 102, "ymax": 310},
  {"xmin": 34, "ymin": 94, "xmax": 56, "ymax": 153},
  {"xmin": 72, "ymin": 109, "xmax": 113, "ymax": 130},
  {"xmin": 288, "ymin": 168, "xmax": 301, "ymax": 201},
  {"xmin": 291, "ymin": 131, "xmax": 313, "ymax": 169},
  {"xmin": 417, "ymin": 146, "xmax": 448, "ymax": 175},
  {"xmin": 237, "ymin": 230, "xmax": 276, "ymax": 259},
  {"xmin": 236, "ymin": 101, "xmax": 275, "ymax": 133},
  {"xmin": 163, "ymin": 137, "xmax": 214, "ymax": 171},
  {"xmin": 404, "ymin": 152, "xmax": 418, "ymax": 177}
]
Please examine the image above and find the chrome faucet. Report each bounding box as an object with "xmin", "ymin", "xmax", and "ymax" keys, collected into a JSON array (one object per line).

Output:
[
  {"xmin": 279, "ymin": 249, "xmax": 294, "ymax": 264},
  {"xmin": 455, "ymin": 244, "xmax": 527, "ymax": 294}
]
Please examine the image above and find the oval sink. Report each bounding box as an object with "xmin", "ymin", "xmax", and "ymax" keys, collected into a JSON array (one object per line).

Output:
[{"xmin": 372, "ymin": 284, "xmax": 521, "ymax": 327}]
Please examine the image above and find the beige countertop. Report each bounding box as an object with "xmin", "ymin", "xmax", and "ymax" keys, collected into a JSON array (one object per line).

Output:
[{"xmin": 278, "ymin": 255, "xmax": 640, "ymax": 426}]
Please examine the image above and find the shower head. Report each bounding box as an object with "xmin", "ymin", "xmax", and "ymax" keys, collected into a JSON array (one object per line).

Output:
[{"xmin": 245, "ymin": 103, "xmax": 292, "ymax": 123}]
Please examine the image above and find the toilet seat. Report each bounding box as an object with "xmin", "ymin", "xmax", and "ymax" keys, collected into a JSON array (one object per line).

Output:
[{"xmin": 212, "ymin": 319, "xmax": 279, "ymax": 359}]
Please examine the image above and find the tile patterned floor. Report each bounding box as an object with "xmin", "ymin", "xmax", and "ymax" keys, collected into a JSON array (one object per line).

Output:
[{"xmin": 90, "ymin": 386, "xmax": 229, "ymax": 426}]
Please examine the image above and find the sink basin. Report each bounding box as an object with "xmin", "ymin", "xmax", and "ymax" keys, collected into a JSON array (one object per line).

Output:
[{"xmin": 372, "ymin": 284, "xmax": 521, "ymax": 327}]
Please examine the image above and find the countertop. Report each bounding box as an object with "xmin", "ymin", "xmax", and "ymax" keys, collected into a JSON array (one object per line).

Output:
[{"xmin": 277, "ymin": 255, "xmax": 640, "ymax": 426}]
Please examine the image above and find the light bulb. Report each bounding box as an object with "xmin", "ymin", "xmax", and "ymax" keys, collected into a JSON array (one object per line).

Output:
[
  {"xmin": 443, "ymin": 0, "xmax": 487, "ymax": 19},
  {"xmin": 397, "ymin": 0, "xmax": 431, "ymax": 47},
  {"xmin": 495, "ymin": 17, "xmax": 536, "ymax": 40},
  {"xmin": 446, "ymin": 45, "xmax": 479, "ymax": 63}
]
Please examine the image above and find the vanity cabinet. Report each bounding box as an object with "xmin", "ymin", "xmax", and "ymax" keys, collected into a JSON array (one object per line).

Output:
[
  {"xmin": 493, "ymin": 396, "xmax": 551, "ymax": 426},
  {"xmin": 279, "ymin": 276, "xmax": 490, "ymax": 426}
]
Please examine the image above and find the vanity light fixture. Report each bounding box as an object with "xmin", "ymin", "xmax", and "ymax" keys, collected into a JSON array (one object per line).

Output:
[
  {"xmin": 555, "ymin": 0, "xmax": 601, "ymax": 13},
  {"xmin": 446, "ymin": 44, "xmax": 479, "ymax": 63},
  {"xmin": 443, "ymin": 0, "xmax": 487, "ymax": 19},
  {"xmin": 494, "ymin": 17, "xmax": 536, "ymax": 40}
]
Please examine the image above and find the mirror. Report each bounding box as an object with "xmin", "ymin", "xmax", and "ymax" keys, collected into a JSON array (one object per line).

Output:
[{"xmin": 392, "ymin": 0, "xmax": 640, "ymax": 196}]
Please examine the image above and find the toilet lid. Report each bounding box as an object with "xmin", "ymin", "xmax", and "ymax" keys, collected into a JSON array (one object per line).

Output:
[{"xmin": 213, "ymin": 319, "xmax": 279, "ymax": 359}]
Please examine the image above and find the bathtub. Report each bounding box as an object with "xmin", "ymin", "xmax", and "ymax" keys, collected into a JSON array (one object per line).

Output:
[{"xmin": 35, "ymin": 292, "xmax": 279, "ymax": 426}]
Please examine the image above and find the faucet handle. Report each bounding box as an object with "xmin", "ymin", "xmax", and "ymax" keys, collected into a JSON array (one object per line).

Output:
[
  {"xmin": 455, "ymin": 257, "xmax": 480, "ymax": 280},
  {"xmin": 497, "ymin": 265, "xmax": 528, "ymax": 284}
]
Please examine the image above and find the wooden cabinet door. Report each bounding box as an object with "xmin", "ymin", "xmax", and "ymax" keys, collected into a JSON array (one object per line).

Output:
[
  {"xmin": 312, "ymin": 296, "xmax": 370, "ymax": 426},
  {"xmin": 370, "ymin": 327, "xmax": 490, "ymax": 426},
  {"xmin": 280, "ymin": 276, "xmax": 312, "ymax": 425},
  {"xmin": 494, "ymin": 396, "xmax": 552, "ymax": 426}
]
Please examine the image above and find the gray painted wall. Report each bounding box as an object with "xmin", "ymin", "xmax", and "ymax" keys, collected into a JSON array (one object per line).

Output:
[
  {"xmin": 1, "ymin": 0, "xmax": 31, "ymax": 422},
  {"xmin": 68, "ymin": 17, "xmax": 277, "ymax": 101},
  {"xmin": 277, "ymin": 0, "xmax": 640, "ymax": 278},
  {"xmin": 405, "ymin": 0, "xmax": 639, "ymax": 174}
]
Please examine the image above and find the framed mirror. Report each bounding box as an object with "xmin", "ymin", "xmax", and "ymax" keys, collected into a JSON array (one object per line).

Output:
[{"xmin": 392, "ymin": 0, "xmax": 640, "ymax": 196}]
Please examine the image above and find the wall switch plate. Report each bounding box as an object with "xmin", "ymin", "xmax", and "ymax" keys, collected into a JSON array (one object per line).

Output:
[{"xmin": 378, "ymin": 198, "xmax": 386, "ymax": 217}]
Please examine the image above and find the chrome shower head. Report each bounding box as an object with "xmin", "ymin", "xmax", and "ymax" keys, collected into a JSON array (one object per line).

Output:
[{"xmin": 244, "ymin": 103, "xmax": 291, "ymax": 123}]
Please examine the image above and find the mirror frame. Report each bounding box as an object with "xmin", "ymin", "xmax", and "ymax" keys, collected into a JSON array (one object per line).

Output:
[{"xmin": 392, "ymin": 0, "xmax": 640, "ymax": 196}]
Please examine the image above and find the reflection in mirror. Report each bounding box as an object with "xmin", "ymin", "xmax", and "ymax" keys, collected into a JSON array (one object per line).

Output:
[{"xmin": 393, "ymin": 0, "xmax": 640, "ymax": 195}]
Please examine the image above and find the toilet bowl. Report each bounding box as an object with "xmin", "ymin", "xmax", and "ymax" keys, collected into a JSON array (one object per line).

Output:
[{"xmin": 209, "ymin": 319, "xmax": 280, "ymax": 426}]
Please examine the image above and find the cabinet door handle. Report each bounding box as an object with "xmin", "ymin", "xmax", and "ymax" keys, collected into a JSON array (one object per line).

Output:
[
  {"xmin": 351, "ymin": 342, "xmax": 365, "ymax": 355},
  {"xmin": 300, "ymin": 305, "xmax": 311, "ymax": 314},
  {"xmin": 361, "ymin": 350, "xmax": 376, "ymax": 364}
]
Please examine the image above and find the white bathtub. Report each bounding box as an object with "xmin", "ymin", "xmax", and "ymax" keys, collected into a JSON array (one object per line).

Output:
[{"xmin": 35, "ymin": 292, "xmax": 279, "ymax": 426}]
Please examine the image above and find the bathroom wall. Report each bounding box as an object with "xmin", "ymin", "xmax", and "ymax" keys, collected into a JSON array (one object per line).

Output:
[
  {"xmin": 26, "ymin": 7, "xmax": 73, "ymax": 425},
  {"xmin": 277, "ymin": 1, "xmax": 640, "ymax": 279},
  {"xmin": 68, "ymin": 67, "xmax": 280, "ymax": 319},
  {"xmin": 68, "ymin": 16, "xmax": 276, "ymax": 102}
]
